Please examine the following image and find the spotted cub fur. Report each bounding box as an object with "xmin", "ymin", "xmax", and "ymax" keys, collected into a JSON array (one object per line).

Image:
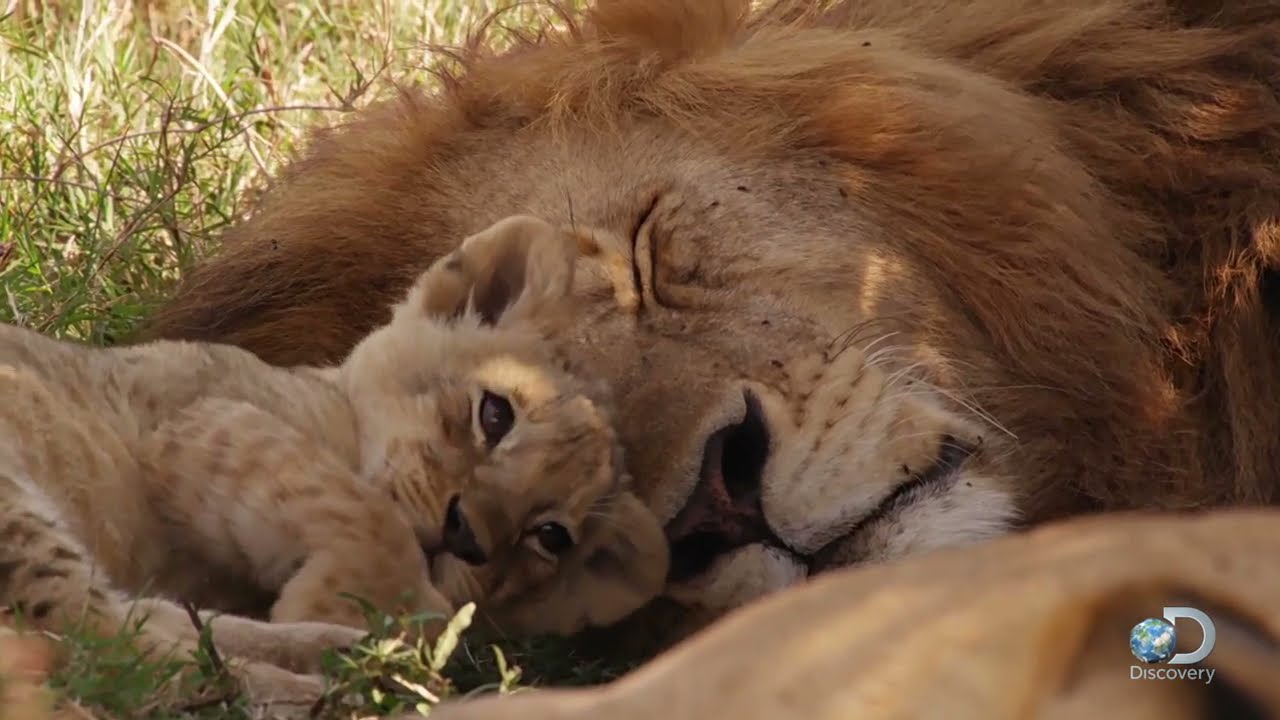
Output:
[{"xmin": 0, "ymin": 215, "xmax": 668, "ymax": 705}]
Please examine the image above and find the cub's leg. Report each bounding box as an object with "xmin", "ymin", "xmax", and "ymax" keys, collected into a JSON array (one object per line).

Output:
[
  {"xmin": 0, "ymin": 468, "xmax": 183, "ymax": 654},
  {"xmin": 0, "ymin": 470, "xmax": 326, "ymax": 708},
  {"xmin": 127, "ymin": 597, "xmax": 367, "ymax": 675},
  {"xmin": 0, "ymin": 367, "xmax": 327, "ymax": 709},
  {"xmin": 0, "ymin": 363, "xmax": 186, "ymax": 653},
  {"xmin": 144, "ymin": 398, "xmax": 452, "ymax": 636}
]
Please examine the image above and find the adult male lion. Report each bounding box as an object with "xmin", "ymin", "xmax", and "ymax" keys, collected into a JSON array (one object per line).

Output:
[{"xmin": 142, "ymin": 0, "xmax": 1280, "ymax": 626}]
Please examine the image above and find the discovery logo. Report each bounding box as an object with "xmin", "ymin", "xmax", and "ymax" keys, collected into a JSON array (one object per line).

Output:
[{"xmin": 1128, "ymin": 607, "xmax": 1216, "ymax": 684}]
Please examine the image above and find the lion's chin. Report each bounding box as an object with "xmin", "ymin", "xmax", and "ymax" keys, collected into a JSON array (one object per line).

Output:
[
  {"xmin": 662, "ymin": 470, "xmax": 1019, "ymax": 614},
  {"xmin": 663, "ymin": 543, "xmax": 808, "ymax": 612}
]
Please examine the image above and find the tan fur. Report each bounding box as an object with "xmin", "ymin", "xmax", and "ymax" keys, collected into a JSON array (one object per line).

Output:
[
  {"xmin": 0, "ymin": 216, "xmax": 667, "ymax": 706},
  {"xmin": 423, "ymin": 508, "xmax": 1280, "ymax": 719},
  {"xmin": 138, "ymin": 0, "xmax": 1280, "ymax": 628},
  {"xmin": 0, "ymin": 622, "xmax": 56, "ymax": 720}
]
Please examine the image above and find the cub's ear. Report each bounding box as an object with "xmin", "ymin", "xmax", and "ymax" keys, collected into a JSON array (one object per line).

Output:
[
  {"xmin": 399, "ymin": 215, "xmax": 577, "ymax": 329},
  {"xmin": 553, "ymin": 490, "xmax": 670, "ymax": 634},
  {"xmin": 480, "ymin": 489, "xmax": 668, "ymax": 637}
]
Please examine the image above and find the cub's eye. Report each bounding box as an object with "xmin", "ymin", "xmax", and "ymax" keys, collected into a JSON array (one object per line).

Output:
[
  {"xmin": 535, "ymin": 522, "xmax": 574, "ymax": 556},
  {"xmin": 478, "ymin": 391, "xmax": 515, "ymax": 447}
]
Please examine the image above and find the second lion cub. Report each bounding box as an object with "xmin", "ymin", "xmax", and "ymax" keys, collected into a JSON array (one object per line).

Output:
[{"xmin": 0, "ymin": 215, "xmax": 667, "ymax": 700}]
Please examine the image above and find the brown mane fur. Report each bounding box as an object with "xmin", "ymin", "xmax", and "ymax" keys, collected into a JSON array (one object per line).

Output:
[{"xmin": 141, "ymin": 0, "xmax": 1280, "ymax": 523}]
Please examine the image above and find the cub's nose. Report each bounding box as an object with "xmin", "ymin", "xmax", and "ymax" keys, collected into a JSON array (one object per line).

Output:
[{"xmin": 442, "ymin": 494, "xmax": 488, "ymax": 566}]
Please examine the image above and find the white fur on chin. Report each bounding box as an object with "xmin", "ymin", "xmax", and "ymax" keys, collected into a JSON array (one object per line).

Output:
[
  {"xmin": 664, "ymin": 543, "xmax": 808, "ymax": 612},
  {"xmin": 663, "ymin": 473, "xmax": 1017, "ymax": 612}
]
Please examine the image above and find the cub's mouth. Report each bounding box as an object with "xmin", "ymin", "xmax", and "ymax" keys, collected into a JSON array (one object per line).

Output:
[{"xmin": 663, "ymin": 393, "xmax": 978, "ymax": 586}]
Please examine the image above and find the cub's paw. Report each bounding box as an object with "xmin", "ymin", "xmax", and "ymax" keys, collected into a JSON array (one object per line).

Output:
[
  {"xmin": 256, "ymin": 621, "xmax": 371, "ymax": 675},
  {"xmin": 230, "ymin": 661, "xmax": 328, "ymax": 717}
]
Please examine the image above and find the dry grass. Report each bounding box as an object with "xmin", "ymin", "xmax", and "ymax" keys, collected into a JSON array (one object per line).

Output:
[{"xmin": 0, "ymin": 0, "xmax": 573, "ymax": 342}]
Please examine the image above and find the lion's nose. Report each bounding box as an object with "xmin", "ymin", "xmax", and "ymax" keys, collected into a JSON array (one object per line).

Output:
[
  {"xmin": 663, "ymin": 391, "xmax": 775, "ymax": 583},
  {"xmin": 442, "ymin": 494, "xmax": 488, "ymax": 566}
]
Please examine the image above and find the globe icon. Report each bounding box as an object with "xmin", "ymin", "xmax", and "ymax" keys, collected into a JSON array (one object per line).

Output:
[{"xmin": 1130, "ymin": 618, "xmax": 1177, "ymax": 663}]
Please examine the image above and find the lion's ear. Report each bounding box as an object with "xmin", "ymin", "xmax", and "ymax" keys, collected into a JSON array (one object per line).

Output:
[{"xmin": 401, "ymin": 215, "xmax": 576, "ymax": 329}]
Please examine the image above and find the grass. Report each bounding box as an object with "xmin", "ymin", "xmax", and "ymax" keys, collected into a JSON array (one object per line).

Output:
[
  {"xmin": 0, "ymin": 0, "xmax": 574, "ymax": 341},
  {"xmin": 0, "ymin": 0, "xmax": 637, "ymax": 717},
  {"xmin": 2, "ymin": 601, "xmax": 525, "ymax": 719},
  {"xmin": 2, "ymin": 597, "xmax": 641, "ymax": 719}
]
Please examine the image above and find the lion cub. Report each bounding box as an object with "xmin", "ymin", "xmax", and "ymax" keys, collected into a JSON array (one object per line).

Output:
[{"xmin": 0, "ymin": 215, "xmax": 668, "ymax": 689}]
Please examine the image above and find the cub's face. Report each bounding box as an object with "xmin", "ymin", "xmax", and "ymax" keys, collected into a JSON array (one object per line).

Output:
[{"xmin": 338, "ymin": 216, "xmax": 669, "ymax": 636}]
